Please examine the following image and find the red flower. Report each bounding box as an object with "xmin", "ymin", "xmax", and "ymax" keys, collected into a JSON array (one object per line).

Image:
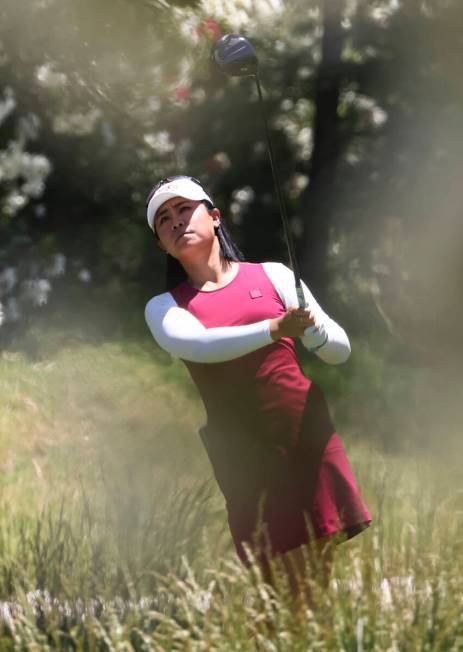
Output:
[
  {"xmin": 196, "ymin": 18, "xmax": 222, "ymax": 41},
  {"xmin": 174, "ymin": 86, "xmax": 191, "ymax": 102}
]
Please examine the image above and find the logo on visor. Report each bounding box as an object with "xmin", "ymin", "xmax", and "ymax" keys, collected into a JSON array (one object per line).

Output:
[{"xmin": 159, "ymin": 182, "xmax": 179, "ymax": 194}]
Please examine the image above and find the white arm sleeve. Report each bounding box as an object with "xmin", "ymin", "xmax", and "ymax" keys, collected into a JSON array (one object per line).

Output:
[
  {"xmin": 262, "ymin": 261, "xmax": 351, "ymax": 364},
  {"xmin": 145, "ymin": 292, "xmax": 273, "ymax": 363}
]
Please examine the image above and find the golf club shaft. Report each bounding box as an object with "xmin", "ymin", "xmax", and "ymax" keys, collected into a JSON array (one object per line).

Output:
[{"xmin": 253, "ymin": 75, "xmax": 306, "ymax": 309}]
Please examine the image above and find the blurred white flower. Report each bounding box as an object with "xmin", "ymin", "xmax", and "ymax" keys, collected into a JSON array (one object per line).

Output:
[
  {"xmin": 280, "ymin": 99, "xmax": 294, "ymax": 111},
  {"xmin": 0, "ymin": 144, "xmax": 22, "ymax": 180},
  {"xmin": 0, "ymin": 302, "xmax": 4, "ymax": 327},
  {"xmin": 199, "ymin": 0, "xmax": 282, "ymax": 31},
  {"xmin": 23, "ymin": 279, "xmax": 52, "ymax": 307},
  {"xmin": 346, "ymin": 150, "xmax": 362, "ymax": 165},
  {"xmin": 342, "ymin": 15, "xmax": 352, "ymax": 29},
  {"xmin": 230, "ymin": 186, "xmax": 255, "ymax": 224},
  {"xmin": 370, "ymin": 0, "xmax": 400, "ymax": 26},
  {"xmin": 274, "ymin": 113, "xmax": 313, "ymax": 161},
  {"xmin": 296, "ymin": 127, "xmax": 313, "ymax": 160},
  {"xmin": 371, "ymin": 105, "xmax": 388, "ymax": 126},
  {"xmin": 46, "ymin": 254, "xmax": 67, "ymax": 278},
  {"xmin": 143, "ymin": 131, "xmax": 175, "ymax": 154},
  {"xmin": 22, "ymin": 153, "xmax": 51, "ymax": 183},
  {"xmin": 298, "ymin": 66, "xmax": 312, "ymax": 80},
  {"xmin": 230, "ymin": 202, "xmax": 242, "ymax": 224},
  {"xmin": 275, "ymin": 114, "xmax": 297, "ymax": 140},
  {"xmin": 233, "ymin": 186, "xmax": 255, "ymax": 204},
  {"xmin": 0, "ymin": 141, "xmax": 51, "ymax": 214},
  {"xmin": 150, "ymin": 65, "xmax": 163, "ymax": 86},
  {"xmin": 290, "ymin": 173, "xmax": 309, "ymax": 194},
  {"xmin": 53, "ymin": 108, "xmax": 101, "ymax": 136},
  {"xmin": 0, "ymin": 267, "xmax": 17, "ymax": 294},
  {"xmin": 294, "ymin": 98, "xmax": 312, "ymax": 119},
  {"xmin": 212, "ymin": 151, "xmax": 231, "ymax": 170},
  {"xmin": 191, "ymin": 88, "xmax": 206, "ymax": 104},
  {"xmin": 343, "ymin": 91, "xmax": 389, "ymax": 128},
  {"xmin": 356, "ymin": 95, "xmax": 388, "ymax": 126},
  {"xmin": 0, "ymin": 87, "xmax": 16, "ymax": 125},
  {"xmin": 36, "ymin": 63, "xmax": 67, "ymax": 88},
  {"xmin": 290, "ymin": 216, "xmax": 304, "ymax": 237},
  {"xmin": 4, "ymin": 192, "xmax": 27, "ymax": 214},
  {"xmin": 148, "ymin": 96, "xmax": 161, "ymax": 112},
  {"xmin": 37, "ymin": 279, "xmax": 52, "ymax": 306},
  {"xmin": 35, "ymin": 204, "xmax": 47, "ymax": 218},
  {"xmin": 78, "ymin": 269, "xmax": 92, "ymax": 283},
  {"xmin": 5, "ymin": 297, "xmax": 20, "ymax": 322},
  {"xmin": 176, "ymin": 12, "xmax": 200, "ymax": 42},
  {"xmin": 18, "ymin": 114, "xmax": 41, "ymax": 142},
  {"xmin": 22, "ymin": 178, "xmax": 46, "ymax": 197},
  {"xmin": 101, "ymin": 121, "xmax": 116, "ymax": 147}
]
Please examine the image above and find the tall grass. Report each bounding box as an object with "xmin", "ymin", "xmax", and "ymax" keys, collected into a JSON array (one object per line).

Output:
[{"xmin": 1, "ymin": 337, "xmax": 462, "ymax": 649}]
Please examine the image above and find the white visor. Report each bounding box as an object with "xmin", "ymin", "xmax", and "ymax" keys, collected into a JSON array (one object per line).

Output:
[{"xmin": 146, "ymin": 178, "xmax": 213, "ymax": 231}]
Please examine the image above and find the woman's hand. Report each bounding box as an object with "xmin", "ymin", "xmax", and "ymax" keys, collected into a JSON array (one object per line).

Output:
[{"xmin": 269, "ymin": 306, "xmax": 319, "ymax": 341}]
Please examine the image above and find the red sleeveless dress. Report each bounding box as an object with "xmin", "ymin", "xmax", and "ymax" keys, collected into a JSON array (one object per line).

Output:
[{"xmin": 170, "ymin": 262, "xmax": 371, "ymax": 564}]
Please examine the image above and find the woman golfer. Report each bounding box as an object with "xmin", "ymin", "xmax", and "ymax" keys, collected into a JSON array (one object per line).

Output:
[{"xmin": 145, "ymin": 175, "xmax": 371, "ymax": 597}]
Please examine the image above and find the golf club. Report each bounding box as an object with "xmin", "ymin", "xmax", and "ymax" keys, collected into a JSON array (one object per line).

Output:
[{"xmin": 211, "ymin": 33, "xmax": 306, "ymax": 309}]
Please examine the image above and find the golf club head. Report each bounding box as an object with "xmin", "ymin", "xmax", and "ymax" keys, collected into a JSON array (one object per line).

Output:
[{"xmin": 211, "ymin": 34, "xmax": 258, "ymax": 77}]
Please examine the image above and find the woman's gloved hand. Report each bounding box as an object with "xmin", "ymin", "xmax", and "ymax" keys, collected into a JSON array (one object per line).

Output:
[
  {"xmin": 270, "ymin": 306, "xmax": 317, "ymax": 340},
  {"xmin": 270, "ymin": 306, "xmax": 328, "ymax": 350}
]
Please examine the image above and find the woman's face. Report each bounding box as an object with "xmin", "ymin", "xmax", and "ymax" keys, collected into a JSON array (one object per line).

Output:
[{"xmin": 154, "ymin": 196, "xmax": 221, "ymax": 261}]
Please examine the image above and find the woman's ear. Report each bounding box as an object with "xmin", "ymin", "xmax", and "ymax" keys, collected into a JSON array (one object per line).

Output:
[{"xmin": 210, "ymin": 207, "xmax": 221, "ymax": 228}]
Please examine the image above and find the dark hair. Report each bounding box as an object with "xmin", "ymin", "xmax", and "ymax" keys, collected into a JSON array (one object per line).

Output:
[{"xmin": 146, "ymin": 176, "xmax": 245, "ymax": 290}]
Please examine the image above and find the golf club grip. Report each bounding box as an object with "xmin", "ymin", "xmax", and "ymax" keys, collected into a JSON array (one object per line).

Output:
[
  {"xmin": 253, "ymin": 76, "xmax": 306, "ymax": 309},
  {"xmin": 295, "ymin": 282, "xmax": 306, "ymax": 309}
]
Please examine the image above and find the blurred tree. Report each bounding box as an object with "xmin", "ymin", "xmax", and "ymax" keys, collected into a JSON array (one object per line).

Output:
[
  {"xmin": 0, "ymin": 0, "xmax": 205, "ymax": 337},
  {"xmin": 0, "ymin": 0, "xmax": 462, "ymax": 368},
  {"xmin": 298, "ymin": 0, "xmax": 346, "ymax": 298},
  {"xmin": 323, "ymin": 0, "xmax": 463, "ymax": 360}
]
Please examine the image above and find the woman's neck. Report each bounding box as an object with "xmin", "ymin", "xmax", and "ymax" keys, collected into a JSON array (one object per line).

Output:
[{"xmin": 182, "ymin": 244, "xmax": 238, "ymax": 291}]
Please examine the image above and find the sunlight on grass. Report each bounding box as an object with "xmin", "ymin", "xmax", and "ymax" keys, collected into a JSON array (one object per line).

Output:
[{"xmin": 1, "ymin": 340, "xmax": 462, "ymax": 649}]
